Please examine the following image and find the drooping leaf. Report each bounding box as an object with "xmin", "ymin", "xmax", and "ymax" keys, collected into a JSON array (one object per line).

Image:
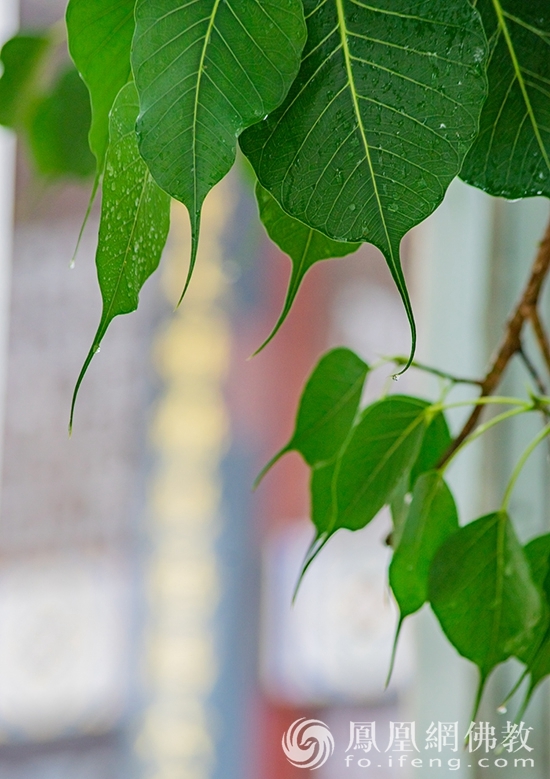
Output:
[
  {"xmin": 66, "ymin": 0, "xmax": 135, "ymax": 173},
  {"xmin": 256, "ymin": 347, "xmax": 368, "ymax": 484},
  {"xmin": 0, "ymin": 34, "xmax": 50, "ymax": 128},
  {"xmin": 513, "ymin": 535, "xmax": 550, "ymax": 711},
  {"xmin": 310, "ymin": 460, "xmax": 338, "ymax": 536},
  {"xmin": 28, "ymin": 66, "xmax": 95, "ymax": 179},
  {"xmin": 241, "ymin": 0, "xmax": 488, "ymax": 365},
  {"xmin": 255, "ymin": 183, "xmax": 360, "ymax": 351},
  {"xmin": 410, "ymin": 411, "xmax": 452, "ymax": 488},
  {"xmin": 70, "ymin": 82, "xmax": 171, "ymax": 429},
  {"xmin": 429, "ymin": 512, "xmax": 542, "ymax": 711},
  {"xmin": 333, "ymin": 396, "xmax": 429, "ymax": 532},
  {"xmin": 390, "ymin": 471, "xmax": 459, "ymax": 619},
  {"xmin": 389, "ymin": 471, "xmax": 410, "ymax": 549},
  {"xmin": 132, "ymin": 0, "xmax": 307, "ymax": 300},
  {"xmin": 461, "ymin": 0, "xmax": 550, "ymax": 198}
]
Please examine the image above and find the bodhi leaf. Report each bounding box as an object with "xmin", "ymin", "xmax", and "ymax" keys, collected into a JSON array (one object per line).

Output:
[
  {"xmin": 390, "ymin": 471, "xmax": 459, "ymax": 620},
  {"xmin": 132, "ymin": 0, "xmax": 307, "ymax": 302},
  {"xmin": 332, "ymin": 396, "xmax": 429, "ymax": 532},
  {"xmin": 240, "ymin": 0, "xmax": 488, "ymax": 365},
  {"xmin": 410, "ymin": 411, "xmax": 452, "ymax": 488},
  {"xmin": 0, "ymin": 34, "xmax": 50, "ymax": 128},
  {"xmin": 255, "ymin": 183, "xmax": 360, "ymax": 351},
  {"xmin": 70, "ymin": 83, "xmax": 171, "ymax": 429},
  {"xmin": 460, "ymin": 0, "xmax": 550, "ymax": 198},
  {"xmin": 28, "ymin": 66, "xmax": 95, "ymax": 179},
  {"xmin": 429, "ymin": 512, "xmax": 542, "ymax": 714},
  {"xmin": 66, "ymin": 0, "xmax": 136, "ymax": 173},
  {"xmin": 256, "ymin": 347, "xmax": 368, "ymax": 484}
]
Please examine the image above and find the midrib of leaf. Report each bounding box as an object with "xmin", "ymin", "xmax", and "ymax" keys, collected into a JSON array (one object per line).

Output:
[
  {"xmin": 298, "ymin": 371, "xmax": 365, "ymax": 450},
  {"xmin": 339, "ymin": 411, "xmax": 426, "ymax": 521},
  {"xmin": 490, "ymin": 513, "xmax": 506, "ymax": 671},
  {"xmin": 492, "ymin": 0, "xmax": 550, "ymax": 173},
  {"xmin": 334, "ymin": 0, "xmax": 415, "ymax": 367},
  {"xmin": 69, "ymin": 160, "xmax": 150, "ymax": 432},
  {"xmin": 180, "ymin": 0, "xmax": 222, "ymax": 306}
]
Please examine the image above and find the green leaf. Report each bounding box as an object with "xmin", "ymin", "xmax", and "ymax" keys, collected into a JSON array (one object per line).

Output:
[
  {"xmin": 256, "ymin": 347, "xmax": 368, "ymax": 483},
  {"xmin": 28, "ymin": 66, "xmax": 95, "ymax": 179},
  {"xmin": 460, "ymin": 0, "xmax": 550, "ymax": 198},
  {"xmin": 514, "ymin": 535, "xmax": 550, "ymax": 711},
  {"xmin": 410, "ymin": 411, "xmax": 452, "ymax": 488},
  {"xmin": 429, "ymin": 512, "xmax": 542, "ymax": 710},
  {"xmin": 390, "ymin": 471, "xmax": 459, "ymax": 619},
  {"xmin": 311, "ymin": 460, "xmax": 338, "ymax": 536},
  {"xmin": 255, "ymin": 183, "xmax": 360, "ymax": 351},
  {"xmin": 333, "ymin": 396, "xmax": 429, "ymax": 532},
  {"xmin": 70, "ymin": 83, "xmax": 171, "ymax": 429},
  {"xmin": 66, "ymin": 0, "xmax": 136, "ymax": 172},
  {"xmin": 241, "ymin": 0, "xmax": 488, "ymax": 365},
  {"xmin": 0, "ymin": 34, "xmax": 50, "ymax": 128},
  {"xmin": 132, "ymin": 0, "xmax": 307, "ymax": 300},
  {"xmin": 389, "ymin": 471, "xmax": 410, "ymax": 549}
]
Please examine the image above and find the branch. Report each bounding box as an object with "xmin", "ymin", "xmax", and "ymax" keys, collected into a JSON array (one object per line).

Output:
[
  {"xmin": 530, "ymin": 308, "xmax": 550, "ymax": 376},
  {"xmin": 439, "ymin": 215, "xmax": 550, "ymax": 467}
]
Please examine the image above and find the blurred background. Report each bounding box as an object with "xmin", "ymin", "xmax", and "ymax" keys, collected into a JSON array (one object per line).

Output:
[{"xmin": 0, "ymin": 1, "xmax": 548, "ymax": 778}]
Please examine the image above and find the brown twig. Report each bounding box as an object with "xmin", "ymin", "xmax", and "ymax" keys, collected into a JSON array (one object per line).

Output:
[
  {"xmin": 439, "ymin": 215, "xmax": 550, "ymax": 467},
  {"xmin": 518, "ymin": 343, "xmax": 548, "ymax": 397},
  {"xmin": 530, "ymin": 308, "xmax": 550, "ymax": 377}
]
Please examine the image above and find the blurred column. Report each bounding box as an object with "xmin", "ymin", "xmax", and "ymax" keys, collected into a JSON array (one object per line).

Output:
[{"xmin": 0, "ymin": 0, "xmax": 17, "ymax": 509}]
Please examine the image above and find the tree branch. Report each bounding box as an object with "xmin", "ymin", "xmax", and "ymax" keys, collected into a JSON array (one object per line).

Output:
[
  {"xmin": 530, "ymin": 308, "xmax": 550, "ymax": 377},
  {"xmin": 439, "ymin": 215, "xmax": 550, "ymax": 467}
]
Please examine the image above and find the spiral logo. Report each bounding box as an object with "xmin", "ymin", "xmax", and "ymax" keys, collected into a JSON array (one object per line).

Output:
[{"xmin": 282, "ymin": 718, "xmax": 335, "ymax": 770}]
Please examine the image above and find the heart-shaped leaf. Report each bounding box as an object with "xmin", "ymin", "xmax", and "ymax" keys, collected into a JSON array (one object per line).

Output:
[
  {"xmin": 67, "ymin": 0, "xmax": 136, "ymax": 172},
  {"xmin": 70, "ymin": 83, "xmax": 171, "ymax": 429},
  {"xmin": 410, "ymin": 411, "xmax": 452, "ymax": 488},
  {"xmin": 132, "ymin": 0, "xmax": 307, "ymax": 300},
  {"xmin": 461, "ymin": 0, "xmax": 550, "ymax": 198},
  {"xmin": 333, "ymin": 396, "xmax": 429, "ymax": 532},
  {"xmin": 429, "ymin": 512, "xmax": 542, "ymax": 712},
  {"xmin": 256, "ymin": 347, "xmax": 368, "ymax": 484},
  {"xmin": 255, "ymin": 183, "xmax": 360, "ymax": 351},
  {"xmin": 241, "ymin": 0, "xmax": 488, "ymax": 363}
]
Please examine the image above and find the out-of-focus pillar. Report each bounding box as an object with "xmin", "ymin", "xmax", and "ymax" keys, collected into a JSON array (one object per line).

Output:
[{"xmin": 0, "ymin": 0, "xmax": 18, "ymax": 508}]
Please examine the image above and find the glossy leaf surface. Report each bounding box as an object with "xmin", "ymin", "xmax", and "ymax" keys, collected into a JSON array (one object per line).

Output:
[
  {"xmin": 429, "ymin": 512, "xmax": 542, "ymax": 691},
  {"xmin": 132, "ymin": 0, "xmax": 306, "ymax": 297},
  {"xmin": 461, "ymin": 0, "xmax": 550, "ymax": 198},
  {"xmin": 66, "ymin": 0, "xmax": 136, "ymax": 171},
  {"xmin": 255, "ymin": 183, "xmax": 360, "ymax": 350},
  {"xmin": 390, "ymin": 471, "xmax": 459, "ymax": 619},
  {"xmin": 71, "ymin": 83, "xmax": 171, "ymax": 427},
  {"xmin": 410, "ymin": 411, "xmax": 452, "ymax": 488},
  {"xmin": 241, "ymin": 0, "xmax": 488, "ymax": 360},
  {"xmin": 333, "ymin": 396, "xmax": 428, "ymax": 531}
]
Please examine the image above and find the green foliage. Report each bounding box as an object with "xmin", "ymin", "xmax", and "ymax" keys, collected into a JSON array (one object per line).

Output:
[
  {"xmin": 460, "ymin": 0, "xmax": 550, "ymax": 198},
  {"xmin": 132, "ymin": 0, "xmax": 307, "ymax": 299},
  {"xmin": 4, "ymin": 0, "xmax": 550, "ymax": 719},
  {"xmin": 66, "ymin": 0, "xmax": 136, "ymax": 172},
  {"xmin": 240, "ymin": 0, "xmax": 488, "ymax": 363},
  {"xmin": 255, "ymin": 184, "xmax": 359, "ymax": 350},
  {"xmin": 70, "ymin": 83, "xmax": 171, "ymax": 429}
]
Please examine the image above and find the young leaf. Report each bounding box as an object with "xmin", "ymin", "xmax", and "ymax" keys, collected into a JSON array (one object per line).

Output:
[
  {"xmin": 70, "ymin": 83, "xmax": 171, "ymax": 429},
  {"xmin": 390, "ymin": 471, "xmax": 459, "ymax": 619},
  {"xmin": 460, "ymin": 0, "xmax": 550, "ymax": 199},
  {"xmin": 132, "ymin": 0, "xmax": 307, "ymax": 301},
  {"xmin": 333, "ymin": 396, "xmax": 429, "ymax": 532},
  {"xmin": 240, "ymin": 0, "xmax": 488, "ymax": 365},
  {"xmin": 0, "ymin": 34, "xmax": 50, "ymax": 128},
  {"xmin": 256, "ymin": 347, "xmax": 368, "ymax": 483},
  {"xmin": 429, "ymin": 512, "xmax": 542, "ymax": 711},
  {"xmin": 410, "ymin": 411, "xmax": 452, "ymax": 488},
  {"xmin": 255, "ymin": 183, "xmax": 360, "ymax": 351},
  {"xmin": 66, "ymin": 0, "xmax": 136, "ymax": 172},
  {"xmin": 28, "ymin": 66, "xmax": 96, "ymax": 179}
]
